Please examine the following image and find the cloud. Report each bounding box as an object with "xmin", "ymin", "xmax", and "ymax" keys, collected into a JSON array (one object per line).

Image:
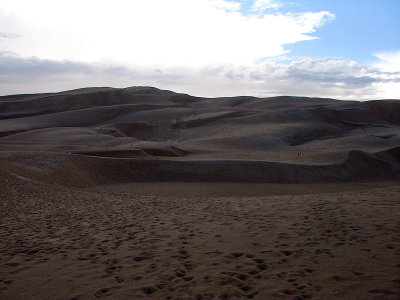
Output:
[
  {"xmin": 0, "ymin": 52, "xmax": 92, "ymax": 82},
  {"xmin": 210, "ymin": 0, "xmax": 242, "ymax": 11},
  {"xmin": 252, "ymin": 0, "xmax": 282, "ymax": 11},
  {"xmin": 0, "ymin": 0, "xmax": 397, "ymax": 100},
  {"xmin": 0, "ymin": 32, "xmax": 20, "ymax": 39},
  {"xmin": 1, "ymin": 51, "xmax": 398, "ymax": 100},
  {"xmin": 0, "ymin": 0, "xmax": 334, "ymax": 66},
  {"xmin": 199, "ymin": 56, "xmax": 400, "ymax": 98},
  {"xmin": 372, "ymin": 51, "xmax": 400, "ymax": 73}
]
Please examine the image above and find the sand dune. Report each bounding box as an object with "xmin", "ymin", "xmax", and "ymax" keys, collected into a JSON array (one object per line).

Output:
[
  {"xmin": 0, "ymin": 87, "xmax": 399, "ymax": 299},
  {"xmin": 0, "ymin": 87, "xmax": 399, "ymax": 184}
]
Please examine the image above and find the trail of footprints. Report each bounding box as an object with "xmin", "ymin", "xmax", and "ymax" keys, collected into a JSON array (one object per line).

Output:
[{"xmin": 1, "ymin": 187, "xmax": 399, "ymax": 299}]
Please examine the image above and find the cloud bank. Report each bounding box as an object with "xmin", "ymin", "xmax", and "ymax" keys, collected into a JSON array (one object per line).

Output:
[{"xmin": 1, "ymin": 51, "xmax": 399, "ymax": 99}]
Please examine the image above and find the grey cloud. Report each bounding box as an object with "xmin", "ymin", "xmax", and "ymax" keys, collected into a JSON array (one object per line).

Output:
[
  {"xmin": 0, "ymin": 52, "xmax": 398, "ymax": 99},
  {"xmin": 0, "ymin": 52, "xmax": 93, "ymax": 82},
  {"xmin": 231, "ymin": 57, "xmax": 400, "ymax": 90},
  {"xmin": 0, "ymin": 53, "xmax": 189, "ymax": 95},
  {"xmin": 224, "ymin": 70, "xmax": 245, "ymax": 80},
  {"xmin": 282, "ymin": 58, "xmax": 400, "ymax": 89},
  {"xmin": 0, "ymin": 32, "xmax": 21, "ymax": 39},
  {"xmin": 284, "ymin": 69, "xmax": 379, "ymax": 87}
]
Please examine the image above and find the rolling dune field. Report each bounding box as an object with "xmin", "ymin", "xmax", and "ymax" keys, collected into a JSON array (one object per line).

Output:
[{"xmin": 0, "ymin": 87, "xmax": 399, "ymax": 299}]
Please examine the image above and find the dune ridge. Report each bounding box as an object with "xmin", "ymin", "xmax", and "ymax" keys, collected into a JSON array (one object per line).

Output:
[{"xmin": 1, "ymin": 147, "xmax": 398, "ymax": 188}]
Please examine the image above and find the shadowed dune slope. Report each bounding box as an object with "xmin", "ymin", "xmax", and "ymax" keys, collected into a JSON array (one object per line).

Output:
[{"xmin": 0, "ymin": 87, "xmax": 399, "ymax": 185}]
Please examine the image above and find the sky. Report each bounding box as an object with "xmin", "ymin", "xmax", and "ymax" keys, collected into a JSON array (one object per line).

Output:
[{"xmin": 0, "ymin": 0, "xmax": 399, "ymax": 99}]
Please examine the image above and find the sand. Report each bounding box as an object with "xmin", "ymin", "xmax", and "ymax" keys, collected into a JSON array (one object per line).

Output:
[
  {"xmin": 0, "ymin": 87, "xmax": 399, "ymax": 299},
  {"xmin": 0, "ymin": 171, "xmax": 399, "ymax": 299}
]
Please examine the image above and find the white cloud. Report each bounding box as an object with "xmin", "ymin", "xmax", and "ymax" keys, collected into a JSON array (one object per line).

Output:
[
  {"xmin": 372, "ymin": 51, "xmax": 400, "ymax": 73},
  {"xmin": 210, "ymin": 0, "xmax": 242, "ymax": 11},
  {"xmin": 252, "ymin": 0, "xmax": 282, "ymax": 11},
  {"xmin": 0, "ymin": 0, "xmax": 334, "ymax": 66}
]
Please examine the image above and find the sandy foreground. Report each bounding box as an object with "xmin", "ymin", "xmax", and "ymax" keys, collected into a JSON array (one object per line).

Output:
[{"xmin": 1, "ymin": 172, "xmax": 399, "ymax": 299}]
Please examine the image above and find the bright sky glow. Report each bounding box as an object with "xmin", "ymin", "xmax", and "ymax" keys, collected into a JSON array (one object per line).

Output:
[{"xmin": 0, "ymin": 0, "xmax": 399, "ymax": 99}]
